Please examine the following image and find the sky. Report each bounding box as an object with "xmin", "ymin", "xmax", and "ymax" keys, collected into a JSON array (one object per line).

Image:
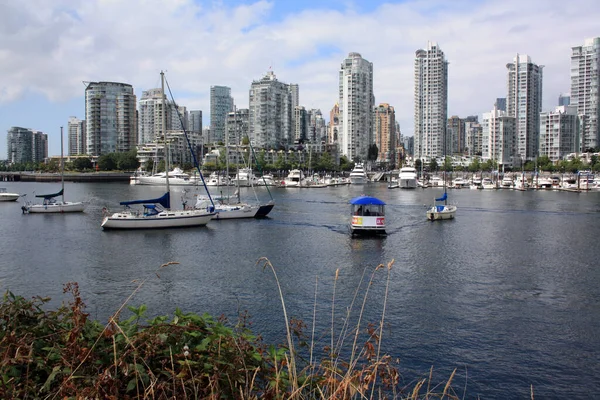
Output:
[{"xmin": 1, "ymin": 0, "xmax": 599, "ymax": 157}]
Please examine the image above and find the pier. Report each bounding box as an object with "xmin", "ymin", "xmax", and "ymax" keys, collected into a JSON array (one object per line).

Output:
[{"xmin": 0, "ymin": 172, "xmax": 131, "ymax": 183}]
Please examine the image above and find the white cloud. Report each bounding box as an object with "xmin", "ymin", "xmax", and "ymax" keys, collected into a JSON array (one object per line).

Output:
[{"xmin": 0, "ymin": 0, "xmax": 599, "ymax": 142}]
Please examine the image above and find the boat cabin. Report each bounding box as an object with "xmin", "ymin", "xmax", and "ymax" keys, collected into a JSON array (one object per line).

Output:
[{"xmin": 349, "ymin": 196, "xmax": 386, "ymax": 235}]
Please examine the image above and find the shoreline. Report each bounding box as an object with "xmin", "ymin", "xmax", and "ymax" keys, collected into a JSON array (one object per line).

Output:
[{"xmin": 0, "ymin": 171, "xmax": 132, "ymax": 183}]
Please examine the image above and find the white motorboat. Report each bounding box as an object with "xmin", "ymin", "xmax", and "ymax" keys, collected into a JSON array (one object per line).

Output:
[
  {"xmin": 451, "ymin": 177, "xmax": 469, "ymax": 189},
  {"xmin": 232, "ymin": 168, "xmax": 258, "ymax": 187},
  {"xmin": 429, "ymin": 176, "xmax": 444, "ymax": 187},
  {"xmin": 256, "ymin": 174, "xmax": 277, "ymax": 186},
  {"xmin": 349, "ymin": 163, "xmax": 368, "ymax": 184},
  {"xmin": 282, "ymin": 169, "xmax": 306, "ymax": 187},
  {"xmin": 500, "ymin": 176, "xmax": 514, "ymax": 188},
  {"xmin": 205, "ymin": 172, "xmax": 231, "ymax": 187},
  {"xmin": 136, "ymin": 167, "xmax": 196, "ymax": 186},
  {"xmin": 0, "ymin": 188, "xmax": 20, "ymax": 202},
  {"xmin": 398, "ymin": 167, "xmax": 418, "ymax": 189},
  {"xmin": 481, "ymin": 177, "xmax": 496, "ymax": 190},
  {"xmin": 22, "ymin": 127, "xmax": 86, "ymax": 214}
]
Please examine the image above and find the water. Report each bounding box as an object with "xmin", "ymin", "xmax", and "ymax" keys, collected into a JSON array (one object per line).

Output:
[{"xmin": 1, "ymin": 181, "xmax": 600, "ymax": 398}]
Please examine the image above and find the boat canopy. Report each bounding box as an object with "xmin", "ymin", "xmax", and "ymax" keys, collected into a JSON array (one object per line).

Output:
[
  {"xmin": 35, "ymin": 189, "xmax": 63, "ymax": 199},
  {"xmin": 120, "ymin": 192, "xmax": 170, "ymax": 209},
  {"xmin": 435, "ymin": 192, "xmax": 447, "ymax": 202},
  {"xmin": 349, "ymin": 196, "xmax": 386, "ymax": 206}
]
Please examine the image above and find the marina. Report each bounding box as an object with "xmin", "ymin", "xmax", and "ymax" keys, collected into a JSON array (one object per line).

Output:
[{"xmin": 1, "ymin": 180, "xmax": 600, "ymax": 397}]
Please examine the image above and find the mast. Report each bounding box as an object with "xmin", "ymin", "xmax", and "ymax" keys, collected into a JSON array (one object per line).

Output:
[
  {"xmin": 60, "ymin": 126, "xmax": 65, "ymax": 203},
  {"xmin": 161, "ymin": 71, "xmax": 170, "ymax": 205}
]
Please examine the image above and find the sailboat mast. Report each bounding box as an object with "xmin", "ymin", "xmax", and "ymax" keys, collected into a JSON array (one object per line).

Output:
[
  {"xmin": 60, "ymin": 126, "xmax": 65, "ymax": 203},
  {"xmin": 161, "ymin": 71, "xmax": 171, "ymax": 202}
]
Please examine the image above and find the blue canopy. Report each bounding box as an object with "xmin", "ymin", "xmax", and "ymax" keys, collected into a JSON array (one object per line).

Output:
[
  {"xmin": 435, "ymin": 192, "xmax": 447, "ymax": 202},
  {"xmin": 36, "ymin": 188, "xmax": 63, "ymax": 199},
  {"xmin": 120, "ymin": 192, "xmax": 170, "ymax": 209},
  {"xmin": 349, "ymin": 196, "xmax": 386, "ymax": 206}
]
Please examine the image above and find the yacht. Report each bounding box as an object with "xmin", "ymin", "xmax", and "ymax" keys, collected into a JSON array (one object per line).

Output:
[
  {"xmin": 205, "ymin": 172, "xmax": 231, "ymax": 187},
  {"xmin": 136, "ymin": 167, "xmax": 196, "ymax": 186},
  {"xmin": 349, "ymin": 163, "xmax": 368, "ymax": 184},
  {"xmin": 451, "ymin": 177, "xmax": 469, "ymax": 189},
  {"xmin": 282, "ymin": 169, "xmax": 306, "ymax": 187},
  {"xmin": 398, "ymin": 167, "xmax": 418, "ymax": 189},
  {"xmin": 232, "ymin": 168, "xmax": 258, "ymax": 187},
  {"xmin": 256, "ymin": 174, "xmax": 277, "ymax": 186},
  {"xmin": 481, "ymin": 177, "xmax": 496, "ymax": 190},
  {"xmin": 500, "ymin": 176, "xmax": 514, "ymax": 188}
]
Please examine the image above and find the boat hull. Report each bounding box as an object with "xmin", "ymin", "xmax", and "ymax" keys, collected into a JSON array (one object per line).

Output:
[
  {"xmin": 101, "ymin": 210, "xmax": 215, "ymax": 229},
  {"xmin": 426, "ymin": 205, "xmax": 457, "ymax": 221},
  {"xmin": 399, "ymin": 178, "xmax": 417, "ymax": 189},
  {"xmin": 25, "ymin": 202, "xmax": 85, "ymax": 213},
  {"xmin": 0, "ymin": 194, "xmax": 20, "ymax": 202},
  {"xmin": 255, "ymin": 203, "xmax": 274, "ymax": 218},
  {"xmin": 213, "ymin": 204, "xmax": 259, "ymax": 219},
  {"xmin": 350, "ymin": 215, "xmax": 386, "ymax": 235},
  {"xmin": 136, "ymin": 177, "xmax": 196, "ymax": 186},
  {"xmin": 349, "ymin": 176, "xmax": 367, "ymax": 184}
]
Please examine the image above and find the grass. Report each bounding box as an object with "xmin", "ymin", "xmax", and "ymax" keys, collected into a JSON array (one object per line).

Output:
[{"xmin": 0, "ymin": 258, "xmax": 467, "ymax": 399}]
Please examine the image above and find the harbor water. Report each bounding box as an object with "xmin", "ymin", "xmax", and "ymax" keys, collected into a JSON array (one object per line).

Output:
[{"xmin": 1, "ymin": 181, "xmax": 599, "ymax": 398}]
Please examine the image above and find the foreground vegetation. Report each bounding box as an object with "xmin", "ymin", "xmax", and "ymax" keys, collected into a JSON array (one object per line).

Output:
[{"xmin": 0, "ymin": 260, "xmax": 468, "ymax": 399}]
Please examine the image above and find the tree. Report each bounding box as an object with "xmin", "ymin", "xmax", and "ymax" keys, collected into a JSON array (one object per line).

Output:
[
  {"xmin": 241, "ymin": 136, "xmax": 250, "ymax": 146},
  {"xmin": 339, "ymin": 155, "xmax": 352, "ymax": 171},
  {"xmin": 442, "ymin": 156, "xmax": 453, "ymax": 172},
  {"xmin": 428, "ymin": 158, "xmax": 438, "ymax": 172},
  {"xmin": 97, "ymin": 154, "xmax": 117, "ymax": 171},
  {"xmin": 116, "ymin": 150, "xmax": 139, "ymax": 171},
  {"xmin": 72, "ymin": 157, "xmax": 93, "ymax": 171},
  {"xmin": 414, "ymin": 159, "xmax": 422, "ymax": 172},
  {"xmin": 367, "ymin": 144, "xmax": 379, "ymax": 161}
]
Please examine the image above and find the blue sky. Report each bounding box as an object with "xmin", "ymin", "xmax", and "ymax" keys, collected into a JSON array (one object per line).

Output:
[{"xmin": 1, "ymin": 0, "xmax": 599, "ymax": 157}]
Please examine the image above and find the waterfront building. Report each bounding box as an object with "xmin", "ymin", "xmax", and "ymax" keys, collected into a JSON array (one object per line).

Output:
[
  {"xmin": 447, "ymin": 116, "xmax": 466, "ymax": 155},
  {"xmin": 225, "ymin": 108, "xmax": 249, "ymax": 145},
  {"xmin": 465, "ymin": 120, "xmax": 483, "ymax": 156},
  {"xmin": 293, "ymin": 106, "xmax": 307, "ymax": 143},
  {"xmin": 210, "ymin": 86, "xmax": 234, "ymax": 144},
  {"xmin": 7, "ymin": 127, "xmax": 48, "ymax": 164},
  {"xmin": 414, "ymin": 42, "xmax": 448, "ymax": 162},
  {"xmin": 570, "ymin": 37, "xmax": 600, "ymax": 150},
  {"xmin": 290, "ymin": 84, "xmax": 299, "ymax": 136},
  {"xmin": 506, "ymin": 54, "xmax": 543, "ymax": 162},
  {"xmin": 328, "ymin": 103, "xmax": 340, "ymax": 144},
  {"xmin": 138, "ymin": 89, "xmax": 164, "ymax": 145},
  {"xmin": 188, "ymin": 110, "xmax": 202, "ymax": 134},
  {"xmin": 558, "ymin": 93, "xmax": 571, "ymax": 106},
  {"xmin": 539, "ymin": 106, "xmax": 581, "ymax": 162},
  {"xmin": 171, "ymin": 105, "xmax": 188, "ymax": 132},
  {"xmin": 85, "ymin": 81, "xmax": 137, "ymax": 156},
  {"xmin": 306, "ymin": 109, "xmax": 325, "ymax": 143},
  {"xmin": 68, "ymin": 116, "xmax": 86, "ymax": 156},
  {"xmin": 495, "ymin": 97, "xmax": 507, "ymax": 112},
  {"xmin": 248, "ymin": 71, "xmax": 294, "ymax": 149},
  {"xmin": 374, "ymin": 103, "xmax": 396, "ymax": 166},
  {"xmin": 482, "ymin": 107, "xmax": 516, "ymax": 168},
  {"xmin": 338, "ymin": 52, "xmax": 375, "ymax": 161}
]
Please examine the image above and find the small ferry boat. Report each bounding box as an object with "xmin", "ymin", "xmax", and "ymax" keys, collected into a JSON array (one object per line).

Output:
[{"xmin": 349, "ymin": 196, "xmax": 386, "ymax": 235}]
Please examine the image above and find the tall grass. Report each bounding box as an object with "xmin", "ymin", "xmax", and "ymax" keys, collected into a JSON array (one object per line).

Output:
[{"xmin": 0, "ymin": 258, "xmax": 466, "ymax": 399}]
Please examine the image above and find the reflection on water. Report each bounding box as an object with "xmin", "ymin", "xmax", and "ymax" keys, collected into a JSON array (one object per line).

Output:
[{"xmin": 1, "ymin": 181, "xmax": 600, "ymax": 398}]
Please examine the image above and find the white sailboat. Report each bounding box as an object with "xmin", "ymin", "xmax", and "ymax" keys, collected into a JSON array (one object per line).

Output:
[
  {"xmin": 101, "ymin": 71, "xmax": 215, "ymax": 229},
  {"xmin": 426, "ymin": 156, "xmax": 456, "ymax": 221},
  {"xmin": 22, "ymin": 127, "xmax": 85, "ymax": 213}
]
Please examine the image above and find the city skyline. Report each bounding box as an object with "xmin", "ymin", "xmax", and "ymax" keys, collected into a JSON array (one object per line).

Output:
[{"xmin": 1, "ymin": 0, "xmax": 599, "ymax": 157}]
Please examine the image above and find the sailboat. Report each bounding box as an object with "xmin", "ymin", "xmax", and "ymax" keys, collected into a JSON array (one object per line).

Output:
[
  {"xmin": 22, "ymin": 127, "xmax": 85, "ymax": 213},
  {"xmin": 101, "ymin": 71, "xmax": 216, "ymax": 229},
  {"xmin": 426, "ymin": 158, "xmax": 457, "ymax": 221}
]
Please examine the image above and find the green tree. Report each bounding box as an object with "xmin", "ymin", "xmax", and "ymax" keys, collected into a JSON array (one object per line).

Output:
[
  {"xmin": 97, "ymin": 154, "xmax": 117, "ymax": 171},
  {"xmin": 339, "ymin": 155, "xmax": 352, "ymax": 171},
  {"xmin": 241, "ymin": 136, "xmax": 250, "ymax": 146},
  {"xmin": 367, "ymin": 144, "xmax": 379, "ymax": 161},
  {"xmin": 442, "ymin": 156, "xmax": 453, "ymax": 172},
  {"xmin": 72, "ymin": 157, "xmax": 93, "ymax": 171},
  {"xmin": 414, "ymin": 159, "xmax": 422, "ymax": 172},
  {"xmin": 316, "ymin": 151, "xmax": 335, "ymax": 171},
  {"xmin": 116, "ymin": 150, "xmax": 139, "ymax": 171},
  {"xmin": 428, "ymin": 158, "xmax": 438, "ymax": 172}
]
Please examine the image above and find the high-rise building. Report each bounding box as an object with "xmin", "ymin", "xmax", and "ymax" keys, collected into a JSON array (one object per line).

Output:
[
  {"xmin": 570, "ymin": 37, "xmax": 600, "ymax": 150},
  {"xmin": 306, "ymin": 109, "xmax": 325, "ymax": 143},
  {"xmin": 293, "ymin": 106, "xmax": 307, "ymax": 143},
  {"xmin": 558, "ymin": 93, "xmax": 571, "ymax": 106},
  {"xmin": 225, "ymin": 108, "xmax": 249, "ymax": 145},
  {"xmin": 506, "ymin": 54, "xmax": 543, "ymax": 162},
  {"xmin": 85, "ymin": 81, "xmax": 137, "ymax": 156},
  {"xmin": 171, "ymin": 105, "xmax": 187, "ymax": 131},
  {"xmin": 482, "ymin": 107, "xmax": 516, "ymax": 168},
  {"xmin": 495, "ymin": 98, "xmax": 507, "ymax": 112},
  {"xmin": 210, "ymin": 86, "xmax": 234, "ymax": 144},
  {"xmin": 539, "ymin": 106, "xmax": 580, "ymax": 162},
  {"xmin": 328, "ymin": 103, "xmax": 340, "ymax": 144},
  {"xmin": 188, "ymin": 110, "xmax": 202, "ymax": 134},
  {"xmin": 7, "ymin": 127, "xmax": 48, "ymax": 164},
  {"xmin": 465, "ymin": 121, "xmax": 483, "ymax": 156},
  {"xmin": 290, "ymin": 84, "xmax": 299, "ymax": 133},
  {"xmin": 68, "ymin": 116, "xmax": 86, "ymax": 155},
  {"xmin": 414, "ymin": 42, "xmax": 448, "ymax": 162},
  {"xmin": 248, "ymin": 71, "xmax": 294, "ymax": 149},
  {"xmin": 338, "ymin": 52, "xmax": 374, "ymax": 161},
  {"xmin": 447, "ymin": 116, "xmax": 465, "ymax": 155},
  {"xmin": 374, "ymin": 103, "xmax": 396, "ymax": 165}
]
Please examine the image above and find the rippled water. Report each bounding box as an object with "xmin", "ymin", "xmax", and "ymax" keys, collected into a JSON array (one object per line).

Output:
[{"xmin": 1, "ymin": 181, "xmax": 600, "ymax": 398}]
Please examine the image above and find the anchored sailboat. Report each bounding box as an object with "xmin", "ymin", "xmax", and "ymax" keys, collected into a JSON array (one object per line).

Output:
[
  {"xmin": 22, "ymin": 127, "xmax": 85, "ymax": 213},
  {"xmin": 101, "ymin": 71, "xmax": 215, "ymax": 229}
]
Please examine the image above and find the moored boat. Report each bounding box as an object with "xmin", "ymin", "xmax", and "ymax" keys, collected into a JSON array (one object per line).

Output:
[
  {"xmin": 0, "ymin": 188, "xmax": 20, "ymax": 202},
  {"xmin": 349, "ymin": 163, "xmax": 368, "ymax": 184}
]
